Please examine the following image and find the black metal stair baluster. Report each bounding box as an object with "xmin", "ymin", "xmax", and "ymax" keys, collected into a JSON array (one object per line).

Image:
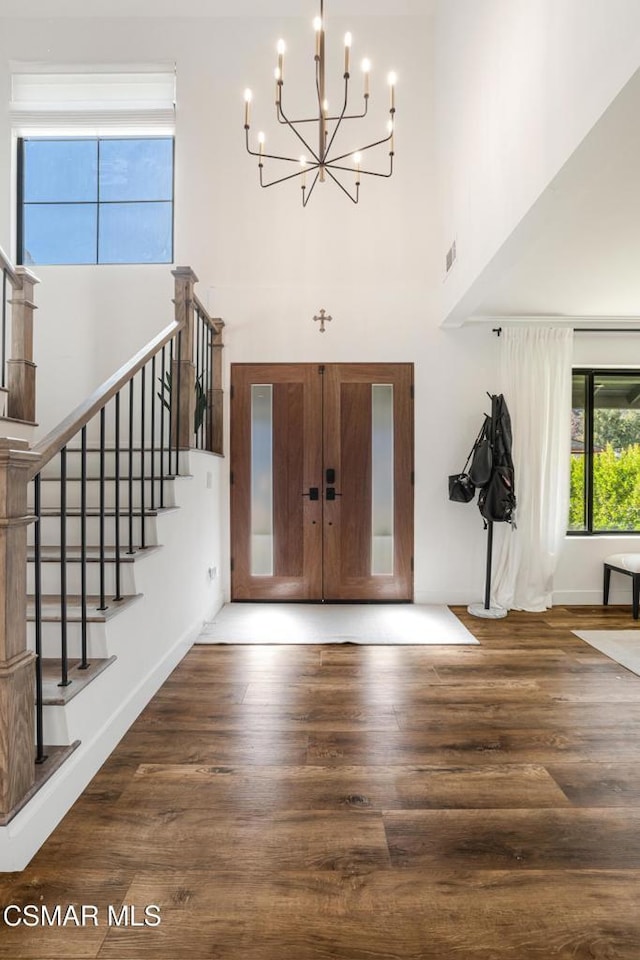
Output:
[
  {"xmin": 140, "ymin": 365, "xmax": 146, "ymax": 549},
  {"xmin": 205, "ymin": 325, "xmax": 211, "ymax": 450},
  {"xmin": 1, "ymin": 269, "xmax": 7, "ymax": 390},
  {"xmin": 168, "ymin": 338, "xmax": 174, "ymax": 483},
  {"xmin": 128, "ymin": 378, "xmax": 135, "ymax": 555},
  {"xmin": 150, "ymin": 355, "xmax": 156, "ymax": 510},
  {"xmin": 33, "ymin": 474, "xmax": 46, "ymax": 763},
  {"xmin": 200, "ymin": 319, "xmax": 209, "ymax": 450},
  {"xmin": 195, "ymin": 310, "xmax": 201, "ymax": 450},
  {"xmin": 175, "ymin": 333, "xmax": 182, "ymax": 477},
  {"xmin": 160, "ymin": 345, "xmax": 166, "ymax": 509},
  {"xmin": 114, "ymin": 391, "xmax": 122, "ymax": 600},
  {"xmin": 98, "ymin": 407, "xmax": 107, "ymax": 611},
  {"xmin": 59, "ymin": 447, "xmax": 70, "ymax": 688},
  {"xmin": 79, "ymin": 426, "xmax": 89, "ymax": 669}
]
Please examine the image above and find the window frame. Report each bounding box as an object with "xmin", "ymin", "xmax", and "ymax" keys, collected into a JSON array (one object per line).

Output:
[
  {"xmin": 16, "ymin": 134, "xmax": 175, "ymax": 267},
  {"xmin": 568, "ymin": 366, "xmax": 640, "ymax": 537}
]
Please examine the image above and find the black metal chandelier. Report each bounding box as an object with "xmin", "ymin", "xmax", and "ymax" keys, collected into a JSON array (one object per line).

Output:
[{"xmin": 243, "ymin": 0, "xmax": 396, "ymax": 206}]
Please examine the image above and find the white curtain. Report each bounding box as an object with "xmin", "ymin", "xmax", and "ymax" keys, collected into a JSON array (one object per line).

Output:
[{"xmin": 492, "ymin": 326, "xmax": 573, "ymax": 611}]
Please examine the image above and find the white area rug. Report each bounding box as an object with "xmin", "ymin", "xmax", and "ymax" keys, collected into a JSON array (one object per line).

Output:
[
  {"xmin": 574, "ymin": 629, "xmax": 640, "ymax": 677},
  {"xmin": 198, "ymin": 603, "xmax": 478, "ymax": 646}
]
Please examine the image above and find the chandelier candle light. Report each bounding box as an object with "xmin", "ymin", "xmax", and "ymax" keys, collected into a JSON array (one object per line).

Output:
[{"xmin": 243, "ymin": 0, "xmax": 396, "ymax": 206}]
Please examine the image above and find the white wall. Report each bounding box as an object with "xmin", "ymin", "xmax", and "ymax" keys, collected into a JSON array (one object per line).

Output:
[{"xmin": 435, "ymin": 0, "xmax": 640, "ymax": 325}]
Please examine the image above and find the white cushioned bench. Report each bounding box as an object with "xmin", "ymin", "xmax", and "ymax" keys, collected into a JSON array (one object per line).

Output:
[{"xmin": 603, "ymin": 554, "xmax": 640, "ymax": 620}]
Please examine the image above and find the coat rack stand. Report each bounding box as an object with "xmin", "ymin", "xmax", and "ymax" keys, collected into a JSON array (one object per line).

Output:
[
  {"xmin": 467, "ymin": 519, "xmax": 507, "ymax": 619},
  {"xmin": 467, "ymin": 393, "xmax": 508, "ymax": 620}
]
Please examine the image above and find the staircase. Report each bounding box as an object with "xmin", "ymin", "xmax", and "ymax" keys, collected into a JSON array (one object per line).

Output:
[{"xmin": 0, "ymin": 261, "xmax": 225, "ymax": 870}]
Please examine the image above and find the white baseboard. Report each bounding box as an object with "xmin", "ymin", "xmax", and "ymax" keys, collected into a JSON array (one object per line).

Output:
[
  {"xmin": 552, "ymin": 589, "xmax": 633, "ymax": 606},
  {"xmin": 414, "ymin": 590, "xmax": 478, "ymax": 606},
  {"xmin": 0, "ymin": 621, "xmax": 199, "ymax": 873}
]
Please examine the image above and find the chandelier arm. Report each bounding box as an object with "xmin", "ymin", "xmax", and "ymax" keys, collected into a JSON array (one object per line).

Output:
[
  {"xmin": 260, "ymin": 163, "xmax": 321, "ymax": 189},
  {"xmin": 246, "ymin": 128, "xmax": 318, "ymax": 165},
  {"xmin": 302, "ymin": 171, "xmax": 321, "ymax": 207},
  {"xmin": 276, "ymin": 112, "xmax": 366, "ymax": 124},
  {"xmin": 326, "ymin": 157, "xmax": 394, "ymax": 178},
  {"xmin": 324, "ymin": 166, "xmax": 359, "ymax": 204},
  {"xmin": 328, "ymin": 130, "xmax": 393, "ymax": 166},
  {"xmin": 276, "ymin": 100, "xmax": 321, "ymax": 162}
]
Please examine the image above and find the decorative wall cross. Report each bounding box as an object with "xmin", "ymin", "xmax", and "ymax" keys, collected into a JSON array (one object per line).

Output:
[{"xmin": 313, "ymin": 309, "xmax": 332, "ymax": 333}]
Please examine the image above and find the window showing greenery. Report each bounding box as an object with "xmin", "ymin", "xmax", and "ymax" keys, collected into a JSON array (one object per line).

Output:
[
  {"xmin": 17, "ymin": 137, "xmax": 174, "ymax": 265},
  {"xmin": 570, "ymin": 370, "xmax": 640, "ymax": 533}
]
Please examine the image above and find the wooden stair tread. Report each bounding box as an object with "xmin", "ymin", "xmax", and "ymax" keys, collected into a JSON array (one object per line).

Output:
[
  {"xmin": 41, "ymin": 656, "xmax": 117, "ymax": 705},
  {"xmin": 27, "ymin": 594, "xmax": 142, "ymax": 622},
  {"xmin": 0, "ymin": 415, "xmax": 38, "ymax": 426},
  {"xmin": 27, "ymin": 544, "xmax": 162, "ymax": 563},
  {"xmin": 0, "ymin": 742, "xmax": 80, "ymax": 828}
]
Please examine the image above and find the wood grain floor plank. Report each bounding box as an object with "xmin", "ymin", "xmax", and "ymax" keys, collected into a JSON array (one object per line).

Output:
[
  {"xmin": 395, "ymin": 699, "xmax": 640, "ymax": 730},
  {"xmin": 114, "ymin": 761, "xmax": 569, "ymax": 812},
  {"xmin": 134, "ymin": 702, "xmax": 401, "ymax": 733},
  {"xmin": 384, "ymin": 808, "xmax": 640, "ymax": 870},
  {"xmin": 33, "ymin": 810, "xmax": 390, "ymax": 875},
  {"xmin": 307, "ymin": 725, "xmax": 640, "ymax": 765},
  {"xmin": 546, "ymin": 761, "xmax": 640, "ymax": 806}
]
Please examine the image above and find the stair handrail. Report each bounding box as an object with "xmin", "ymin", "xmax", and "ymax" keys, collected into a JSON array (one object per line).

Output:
[
  {"xmin": 28, "ymin": 320, "xmax": 183, "ymax": 481},
  {"xmin": 0, "ymin": 244, "xmax": 39, "ymax": 422},
  {"xmin": 0, "ymin": 245, "xmax": 20, "ymax": 288},
  {"xmin": 193, "ymin": 293, "xmax": 224, "ymax": 335}
]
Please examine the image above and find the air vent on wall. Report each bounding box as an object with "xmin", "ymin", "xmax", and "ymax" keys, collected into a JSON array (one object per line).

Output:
[{"xmin": 445, "ymin": 240, "xmax": 457, "ymax": 274}]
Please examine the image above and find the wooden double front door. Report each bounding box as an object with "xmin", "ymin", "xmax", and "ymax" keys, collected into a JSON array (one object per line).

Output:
[{"xmin": 230, "ymin": 363, "xmax": 414, "ymax": 601}]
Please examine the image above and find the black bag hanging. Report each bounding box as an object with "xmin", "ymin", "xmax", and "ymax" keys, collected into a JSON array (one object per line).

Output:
[
  {"xmin": 448, "ymin": 472, "xmax": 476, "ymax": 503},
  {"xmin": 468, "ymin": 415, "xmax": 493, "ymax": 487},
  {"xmin": 448, "ymin": 419, "xmax": 487, "ymax": 504}
]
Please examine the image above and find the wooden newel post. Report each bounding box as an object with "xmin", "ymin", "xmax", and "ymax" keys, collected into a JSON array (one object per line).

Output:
[
  {"xmin": 0, "ymin": 439, "xmax": 40, "ymax": 819},
  {"xmin": 7, "ymin": 267, "xmax": 39, "ymax": 424},
  {"xmin": 208, "ymin": 322, "xmax": 225, "ymax": 455},
  {"xmin": 172, "ymin": 267, "xmax": 197, "ymax": 450}
]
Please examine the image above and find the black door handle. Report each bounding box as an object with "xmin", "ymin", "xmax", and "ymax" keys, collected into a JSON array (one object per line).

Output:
[
  {"xmin": 326, "ymin": 487, "xmax": 342, "ymax": 501},
  {"xmin": 303, "ymin": 487, "xmax": 319, "ymax": 500}
]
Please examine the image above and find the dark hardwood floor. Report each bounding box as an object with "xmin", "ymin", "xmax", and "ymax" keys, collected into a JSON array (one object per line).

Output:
[{"xmin": 2, "ymin": 605, "xmax": 640, "ymax": 958}]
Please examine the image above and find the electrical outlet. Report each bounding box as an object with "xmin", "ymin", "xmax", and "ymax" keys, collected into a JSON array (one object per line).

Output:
[{"xmin": 208, "ymin": 566, "xmax": 217, "ymax": 580}]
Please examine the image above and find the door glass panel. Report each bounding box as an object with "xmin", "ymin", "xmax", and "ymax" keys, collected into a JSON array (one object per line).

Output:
[
  {"xmin": 371, "ymin": 384, "xmax": 394, "ymax": 575},
  {"xmin": 251, "ymin": 384, "xmax": 274, "ymax": 575}
]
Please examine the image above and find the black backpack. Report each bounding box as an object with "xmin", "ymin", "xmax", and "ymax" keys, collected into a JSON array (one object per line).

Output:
[{"xmin": 477, "ymin": 395, "xmax": 516, "ymax": 524}]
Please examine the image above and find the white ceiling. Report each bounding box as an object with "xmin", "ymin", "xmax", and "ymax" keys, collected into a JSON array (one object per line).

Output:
[
  {"xmin": 0, "ymin": 0, "xmax": 433, "ymax": 18},
  {"xmin": 471, "ymin": 65, "xmax": 640, "ymax": 320}
]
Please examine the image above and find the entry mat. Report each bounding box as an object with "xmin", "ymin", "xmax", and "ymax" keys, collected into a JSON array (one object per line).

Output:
[
  {"xmin": 197, "ymin": 603, "xmax": 478, "ymax": 646},
  {"xmin": 573, "ymin": 629, "xmax": 640, "ymax": 678}
]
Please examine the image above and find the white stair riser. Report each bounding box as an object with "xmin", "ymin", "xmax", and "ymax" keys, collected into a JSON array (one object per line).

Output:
[
  {"xmin": 27, "ymin": 621, "xmax": 109, "ymax": 660},
  {"xmin": 29, "ymin": 515, "xmax": 159, "ymax": 548},
  {"xmin": 29, "ymin": 479, "xmax": 175, "ymax": 511},
  {"xmin": 27, "ymin": 562, "xmax": 137, "ymax": 597}
]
